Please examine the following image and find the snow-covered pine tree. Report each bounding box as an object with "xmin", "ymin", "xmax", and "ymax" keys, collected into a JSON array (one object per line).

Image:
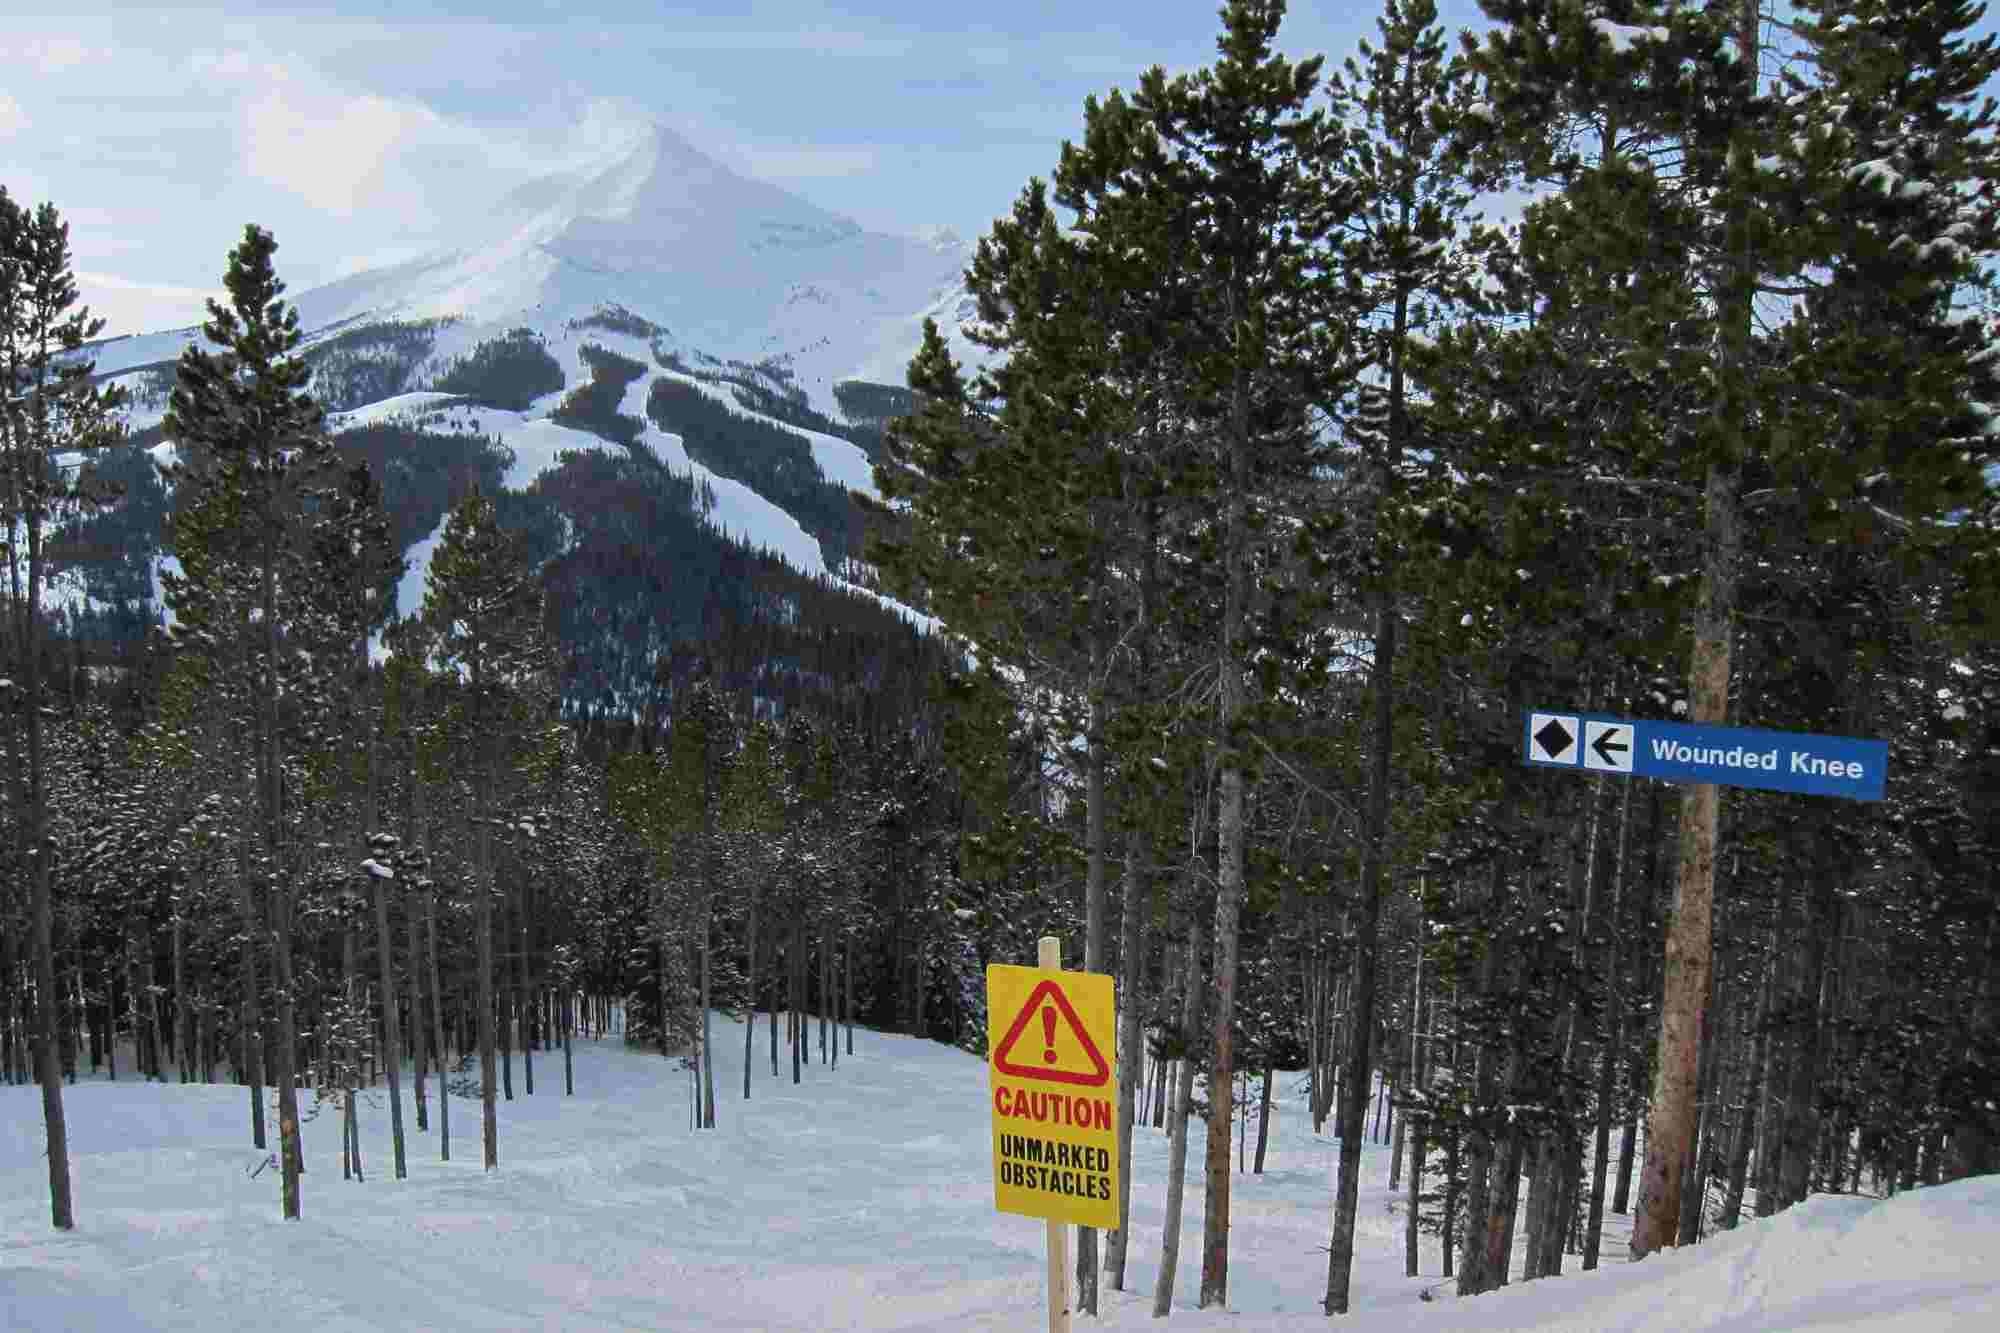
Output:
[
  {"xmin": 0, "ymin": 187, "xmax": 127, "ymax": 1231},
  {"xmin": 1316, "ymin": 0, "xmax": 1496, "ymax": 1309},
  {"xmin": 422, "ymin": 487, "xmax": 545, "ymax": 1170},
  {"xmin": 163, "ymin": 223, "xmax": 331, "ymax": 1221}
]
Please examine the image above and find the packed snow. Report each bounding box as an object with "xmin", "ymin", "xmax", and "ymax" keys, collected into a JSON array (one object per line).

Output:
[{"xmin": 4, "ymin": 1010, "xmax": 1994, "ymax": 1332}]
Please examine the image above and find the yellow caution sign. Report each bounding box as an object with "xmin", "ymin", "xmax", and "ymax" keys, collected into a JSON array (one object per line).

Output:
[{"xmin": 987, "ymin": 961, "xmax": 1118, "ymax": 1229}]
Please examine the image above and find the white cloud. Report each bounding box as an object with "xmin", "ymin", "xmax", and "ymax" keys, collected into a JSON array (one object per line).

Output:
[
  {"xmin": 26, "ymin": 37, "xmax": 90, "ymax": 75},
  {"xmin": 75, "ymin": 270, "xmax": 219, "ymax": 339},
  {"xmin": 0, "ymin": 93, "xmax": 26, "ymax": 137},
  {"xmin": 242, "ymin": 65, "xmax": 440, "ymax": 218}
]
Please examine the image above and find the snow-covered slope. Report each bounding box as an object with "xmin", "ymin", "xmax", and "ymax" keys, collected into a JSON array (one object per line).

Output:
[
  {"xmin": 3, "ymin": 1015, "xmax": 1994, "ymax": 1331},
  {"xmin": 334, "ymin": 331, "xmax": 933, "ymax": 636}
]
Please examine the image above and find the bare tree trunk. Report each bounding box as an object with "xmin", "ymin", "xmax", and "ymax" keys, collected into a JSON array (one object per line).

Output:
[
  {"xmin": 342, "ymin": 931, "xmax": 358, "ymax": 1180},
  {"xmin": 371, "ymin": 868, "xmax": 407, "ymax": 1178},
  {"xmin": 28, "ymin": 841, "xmax": 69, "ymax": 1226},
  {"xmin": 272, "ymin": 894, "xmax": 305, "ymax": 1219},
  {"xmin": 1632, "ymin": 0, "xmax": 1754, "ymax": 1260},
  {"xmin": 518, "ymin": 899, "xmax": 534, "ymax": 1098},
  {"xmin": 477, "ymin": 829, "xmax": 498, "ymax": 1169},
  {"xmin": 173, "ymin": 910, "xmax": 191, "ymax": 1084},
  {"xmin": 1153, "ymin": 916, "xmax": 1205, "ymax": 1318},
  {"xmin": 234, "ymin": 846, "xmax": 267, "ymax": 1147},
  {"xmin": 1405, "ymin": 1077, "xmax": 1424, "ymax": 1278},
  {"xmin": 699, "ymin": 895, "xmax": 716, "ymax": 1126},
  {"xmin": 1485, "ymin": 1093, "xmax": 1526, "ymax": 1288},
  {"xmin": 408, "ymin": 901, "xmax": 428, "ymax": 1133},
  {"xmin": 743, "ymin": 886, "xmax": 757, "ymax": 1100},
  {"xmin": 426, "ymin": 873, "xmax": 450, "ymax": 1163},
  {"xmin": 1779, "ymin": 867, "xmax": 1837, "ymax": 1209},
  {"xmin": 791, "ymin": 915, "xmax": 803, "ymax": 1087},
  {"xmin": 104, "ymin": 958, "xmax": 119, "ymax": 1083},
  {"xmin": 1075, "ymin": 676, "xmax": 1108, "ymax": 1315},
  {"xmin": 1458, "ymin": 860, "xmax": 1510, "ymax": 1296},
  {"xmin": 1255, "ymin": 1064, "xmax": 1275, "ymax": 1175},
  {"xmin": 499, "ymin": 895, "xmax": 514, "ymax": 1105}
]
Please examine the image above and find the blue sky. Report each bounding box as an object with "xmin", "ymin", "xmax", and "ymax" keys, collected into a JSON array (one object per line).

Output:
[
  {"xmin": 9, "ymin": 3, "xmax": 1995, "ymax": 338},
  {"xmin": 4, "ymin": 1, "xmax": 1501, "ymax": 336}
]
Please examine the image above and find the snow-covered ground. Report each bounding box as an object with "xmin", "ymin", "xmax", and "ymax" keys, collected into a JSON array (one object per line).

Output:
[{"xmin": 4, "ymin": 1010, "xmax": 1994, "ymax": 1332}]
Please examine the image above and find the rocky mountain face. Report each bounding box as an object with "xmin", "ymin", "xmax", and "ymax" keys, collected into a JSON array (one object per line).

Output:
[{"xmin": 67, "ymin": 122, "xmax": 973, "ymax": 720}]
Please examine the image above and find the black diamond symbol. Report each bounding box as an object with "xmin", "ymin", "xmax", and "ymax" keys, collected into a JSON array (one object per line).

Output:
[{"xmin": 1534, "ymin": 718, "xmax": 1575, "ymax": 760}]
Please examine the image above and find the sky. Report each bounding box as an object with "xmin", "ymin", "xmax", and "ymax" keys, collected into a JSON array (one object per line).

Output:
[{"xmin": 2, "ymin": 1, "xmax": 1498, "ymax": 338}]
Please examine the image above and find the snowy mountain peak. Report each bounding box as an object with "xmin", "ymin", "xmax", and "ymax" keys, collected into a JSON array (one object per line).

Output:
[
  {"xmin": 274, "ymin": 117, "xmax": 973, "ymax": 403},
  {"xmin": 536, "ymin": 121, "xmax": 861, "ymax": 258}
]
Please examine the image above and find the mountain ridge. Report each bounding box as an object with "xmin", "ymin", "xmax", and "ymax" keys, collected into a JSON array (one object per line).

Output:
[{"xmin": 63, "ymin": 120, "xmax": 967, "ymax": 714}]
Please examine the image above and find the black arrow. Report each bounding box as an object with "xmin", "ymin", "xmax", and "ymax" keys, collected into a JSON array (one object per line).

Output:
[
  {"xmin": 1591, "ymin": 728, "xmax": 1629, "ymax": 766},
  {"xmin": 1533, "ymin": 718, "xmax": 1575, "ymax": 760}
]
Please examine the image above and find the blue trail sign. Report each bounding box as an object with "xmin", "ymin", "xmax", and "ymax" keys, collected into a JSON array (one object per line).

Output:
[{"xmin": 1523, "ymin": 711, "xmax": 1887, "ymax": 802}]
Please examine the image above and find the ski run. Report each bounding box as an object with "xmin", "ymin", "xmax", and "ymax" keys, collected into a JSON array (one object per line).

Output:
[{"xmin": 4, "ymin": 1011, "xmax": 1994, "ymax": 1331}]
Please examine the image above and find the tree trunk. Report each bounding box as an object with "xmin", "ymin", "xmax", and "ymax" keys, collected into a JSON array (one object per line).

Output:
[
  {"xmin": 1631, "ymin": 0, "xmax": 1755, "ymax": 1259},
  {"xmin": 1255, "ymin": 1064, "xmax": 1275, "ymax": 1176},
  {"xmin": 409, "ymin": 900, "xmax": 428, "ymax": 1133},
  {"xmin": 1075, "ymin": 674, "xmax": 1108, "ymax": 1316},
  {"xmin": 744, "ymin": 886, "xmax": 757, "ymax": 1100},
  {"xmin": 699, "ymin": 895, "xmax": 716, "ymax": 1126},
  {"xmin": 28, "ymin": 824, "xmax": 70, "ymax": 1227},
  {"xmin": 272, "ymin": 897, "xmax": 305, "ymax": 1219},
  {"xmin": 1405, "ymin": 1068, "xmax": 1426, "ymax": 1279},
  {"xmin": 1153, "ymin": 915, "xmax": 1205, "ymax": 1318},
  {"xmin": 234, "ymin": 854, "xmax": 267, "ymax": 1147},
  {"xmin": 478, "ymin": 835, "xmax": 497, "ymax": 1170},
  {"xmin": 499, "ymin": 901, "xmax": 514, "ymax": 1104},
  {"xmin": 1485, "ymin": 1095, "xmax": 1526, "ymax": 1288},
  {"xmin": 372, "ymin": 868, "xmax": 408, "ymax": 1178},
  {"xmin": 518, "ymin": 898, "xmax": 535, "ymax": 1099},
  {"xmin": 427, "ymin": 874, "xmax": 450, "ymax": 1162},
  {"xmin": 1779, "ymin": 865, "xmax": 1838, "ymax": 1209},
  {"xmin": 791, "ymin": 915, "xmax": 803, "ymax": 1087},
  {"xmin": 173, "ymin": 911, "xmax": 190, "ymax": 1083},
  {"xmin": 1456, "ymin": 860, "xmax": 1504, "ymax": 1288}
]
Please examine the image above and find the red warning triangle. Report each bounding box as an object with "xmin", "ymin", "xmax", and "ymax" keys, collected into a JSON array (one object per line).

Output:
[{"xmin": 993, "ymin": 978, "xmax": 1111, "ymax": 1087}]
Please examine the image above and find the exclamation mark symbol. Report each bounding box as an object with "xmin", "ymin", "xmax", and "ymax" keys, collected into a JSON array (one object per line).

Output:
[{"xmin": 1041, "ymin": 1007, "xmax": 1058, "ymax": 1063}]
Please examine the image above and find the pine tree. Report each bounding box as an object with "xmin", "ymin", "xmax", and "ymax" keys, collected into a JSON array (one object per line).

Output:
[
  {"xmin": 422, "ymin": 487, "xmax": 546, "ymax": 1170},
  {"xmin": 0, "ymin": 187, "xmax": 126, "ymax": 1232},
  {"xmin": 163, "ymin": 222, "xmax": 330, "ymax": 1221},
  {"xmin": 1317, "ymin": 0, "xmax": 1495, "ymax": 1309},
  {"xmin": 1109, "ymin": 3, "xmax": 1340, "ymax": 1306}
]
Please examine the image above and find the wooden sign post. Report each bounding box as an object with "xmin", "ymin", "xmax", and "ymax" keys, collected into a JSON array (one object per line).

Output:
[{"xmin": 1038, "ymin": 937, "xmax": 1070, "ymax": 1333}]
